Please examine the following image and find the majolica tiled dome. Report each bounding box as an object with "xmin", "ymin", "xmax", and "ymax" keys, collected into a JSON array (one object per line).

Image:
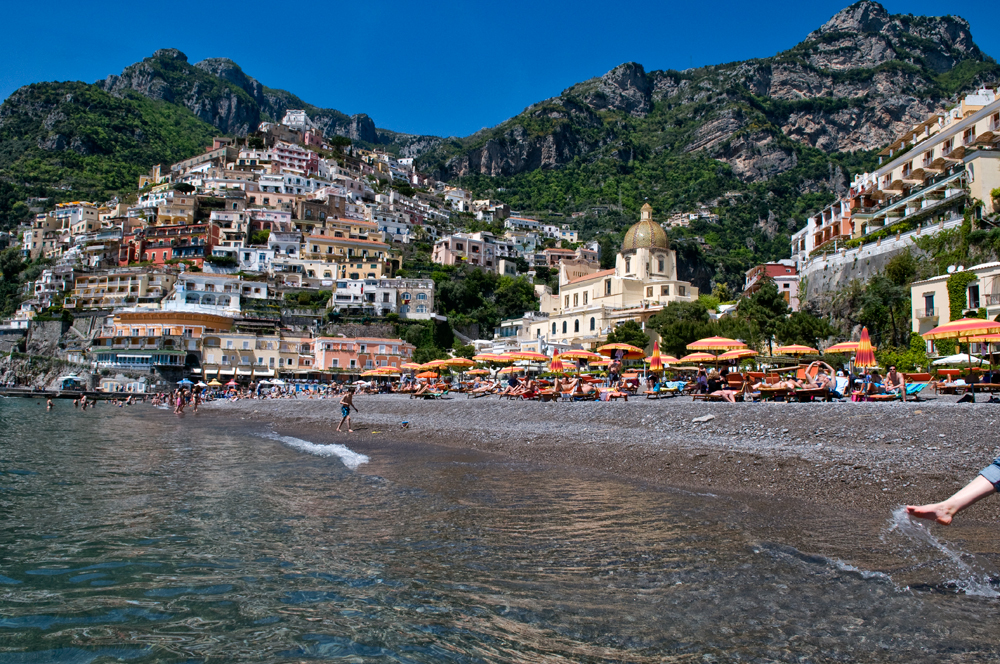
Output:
[{"xmin": 621, "ymin": 203, "xmax": 668, "ymax": 252}]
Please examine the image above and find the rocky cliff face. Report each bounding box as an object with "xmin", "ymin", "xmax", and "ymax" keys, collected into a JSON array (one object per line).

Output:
[
  {"xmin": 429, "ymin": 1, "xmax": 998, "ymax": 182},
  {"xmin": 97, "ymin": 49, "xmax": 440, "ymax": 152}
]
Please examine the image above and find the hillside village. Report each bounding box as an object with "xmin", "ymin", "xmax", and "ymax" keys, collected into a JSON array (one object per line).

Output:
[{"xmin": 4, "ymin": 76, "xmax": 1000, "ymax": 392}]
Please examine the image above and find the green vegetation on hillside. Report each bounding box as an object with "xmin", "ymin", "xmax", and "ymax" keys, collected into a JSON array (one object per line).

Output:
[{"xmin": 0, "ymin": 82, "xmax": 218, "ymax": 227}]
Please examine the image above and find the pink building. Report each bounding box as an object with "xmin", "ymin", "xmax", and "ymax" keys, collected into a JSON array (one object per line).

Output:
[{"xmin": 314, "ymin": 337, "xmax": 415, "ymax": 372}]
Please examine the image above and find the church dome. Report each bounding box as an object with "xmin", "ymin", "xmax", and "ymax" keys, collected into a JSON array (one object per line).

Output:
[{"xmin": 621, "ymin": 203, "xmax": 668, "ymax": 252}]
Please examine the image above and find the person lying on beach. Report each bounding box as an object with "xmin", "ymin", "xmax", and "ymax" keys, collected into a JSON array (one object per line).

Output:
[
  {"xmin": 564, "ymin": 378, "xmax": 596, "ymax": 396},
  {"xmin": 470, "ymin": 380, "xmax": 495, "ymax": 395},
  {"xmin": 907, "ymin": 457, "xmax": 1000, "ymax": 525}
]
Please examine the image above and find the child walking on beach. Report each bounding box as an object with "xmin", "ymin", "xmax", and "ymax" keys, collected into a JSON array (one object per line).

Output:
[{"xmin": 337, "ymin": 387, "xmax": 358, "ymax": 433}]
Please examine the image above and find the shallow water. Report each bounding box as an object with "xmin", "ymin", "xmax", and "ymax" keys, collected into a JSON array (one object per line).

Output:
[{"xmin": 1, "ymin": 400, "xmax": 999, "ymax": 662}]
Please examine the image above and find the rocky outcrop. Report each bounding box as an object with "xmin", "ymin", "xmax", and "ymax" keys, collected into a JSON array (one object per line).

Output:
[{"xmin": 431, "ymin": 1, "xmax": 997, "ymax": 184}]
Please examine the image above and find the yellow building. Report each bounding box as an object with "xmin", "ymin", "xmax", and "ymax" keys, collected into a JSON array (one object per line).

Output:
[
  {"xmin": 92, "ymin": 311, "xmax": 234, "ymax": 373},
  {"xmin": 65, "ymin": 270, "xmax": 177, "ymax": 309},
  {"xmin": 201, "ymin": 332, "xmax": 281, "ymax": 380},
  {"xmin": 521, "ymin": 204, "xmax": 698, "ymax": 347}
]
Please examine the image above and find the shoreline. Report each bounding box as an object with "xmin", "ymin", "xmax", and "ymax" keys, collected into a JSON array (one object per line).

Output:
[{"xmin": 206, "ymin": 394, "xmax": 1000, "ymax": 531}]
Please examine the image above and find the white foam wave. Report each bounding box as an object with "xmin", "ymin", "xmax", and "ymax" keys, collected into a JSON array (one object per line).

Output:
[
  {"xmin": 887, "ymin": 506, "xmax": 999, "ymax": 597},
  {"xmin": 261, "ymin": 432, "xmax": 369, "ymax": 470}
]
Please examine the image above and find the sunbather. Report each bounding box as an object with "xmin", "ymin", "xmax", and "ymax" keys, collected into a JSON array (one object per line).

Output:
[
  {"xmin": 885, "ymin": 366, "xmax": 906, "ymax": 401},
  {"xmin": 413, "ymin": 383, "xmax": 431, "ymax": 397},
  {"xmin": 565, "ymin": 378, "xmax": 596, "ymax": 396}
]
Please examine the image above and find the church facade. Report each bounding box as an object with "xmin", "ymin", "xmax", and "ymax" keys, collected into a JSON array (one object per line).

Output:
[{"xmin": 509, "ymin": 204, "xmax": 699, "ymax": 350}]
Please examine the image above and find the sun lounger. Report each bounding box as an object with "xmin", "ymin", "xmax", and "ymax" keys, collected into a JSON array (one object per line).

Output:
[
  {"xmin": 792, "ymin": 387, "xmax": 832, "ymax": 402},
  {"xmin": 757, "ymin": 386, "xmax": 792, "ymax": 401},
  {"xmin": 691, "ymin": 393, "xmax": 725, "ymax": 401},
  {"xmin": 418, "ymin": 389, "xmax": 449, "ymax": 400}
]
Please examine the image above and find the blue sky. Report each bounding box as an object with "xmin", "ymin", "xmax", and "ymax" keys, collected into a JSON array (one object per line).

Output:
[{"xmin": 0, "ymin": 0, "xmax": 995, "ymax": 137}]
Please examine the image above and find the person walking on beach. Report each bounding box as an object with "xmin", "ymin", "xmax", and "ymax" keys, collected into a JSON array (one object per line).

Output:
[
  {"xmin": 336, "ymin": 387, "xmax": 358, "ymax": 433},
  {"xmin": 907, "ymin": 457, "xmax": 1000, "ymax": 524}
]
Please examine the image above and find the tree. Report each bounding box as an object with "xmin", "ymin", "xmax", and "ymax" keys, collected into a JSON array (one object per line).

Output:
[
  {"xmin": 712, "ymin": 282, "xmax": 733, "ymax": 303},
  {"xmin": 452, "ymin": 341, "xmax": 476, "ymax": 359},
  {"xmin": 606, "ymin": 320, "xmax": 650, "ymax": 351},
  {"xmin": 738, "ymin": 279, "xmax": 789, "ymax": 353},
  {"xmin": 174, "ymin": 182, "xmax": 195, "ymax": 194},
  {"xmin": 515, "ymin": 256, "xmax": 530, "ymax": 273},
  {"xmin": 776, "ymin": 310, "xmax": 838, "ymax": 348},
  {"xmin": 250, "ymin": 230, "xmax": 270, "ymax": 245}
]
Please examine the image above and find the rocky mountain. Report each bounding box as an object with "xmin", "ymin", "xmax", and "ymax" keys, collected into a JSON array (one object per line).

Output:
[
  {"xmin": 96, "ymin": 49, "xmax": 439, "ymax": 155},
  {"xmin": 423, "ymin": 1, "xmax": 998, "ymax": 182}
]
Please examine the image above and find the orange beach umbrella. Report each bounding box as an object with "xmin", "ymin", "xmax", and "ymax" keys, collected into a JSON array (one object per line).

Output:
[
  {"xmin": 548, "ymin": 354, "xmax": 566, "ymax": 373},
  {"xmin": 559, "ymin": 350, "xmax": 603, "ymax": 361},
  {"xmin": 415, "ymin": 371, "xmax": 439, "ymax": 379},
  {"xmin": 680, "ymin": 352, "xmax": 717, "ymax": 364},
  {"xmin": 648, "ymin": 341, "xmax": 664, "ymax": 373},
  {"xmin": 718, "ymin": 349, "xmax": 757, "ymax": 361},
  {"xmin": 854, "ymin": 327, "xmax": 877, "ymax": 369},
  {"xmin": 686, "ymin": 336, "xmax": 747, "ymax": 351},
  {"xmin": 597, "ymin": 343, "xmax": 645, "ymax": 360},
  {"xmin": 773, "ymin": 344, "xmax": 818, "ymax": 356}
]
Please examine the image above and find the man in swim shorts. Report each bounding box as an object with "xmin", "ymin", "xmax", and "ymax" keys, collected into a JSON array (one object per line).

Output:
[{"xmin": 337, "ymin": 387, "xmax": 358, "ymax": 433}]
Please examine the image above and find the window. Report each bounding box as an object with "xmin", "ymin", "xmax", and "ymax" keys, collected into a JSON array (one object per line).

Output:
[
  {"xmin": 590, "ymin": 317, "xmax": 596, "ymax": 331},
  {"xmin": 242, "ymin": 341, "xmax": 249, "ymax": 350},
  {"xmin": 241, "ymin": 356, "xmax": 250, "ymax": 365},
  {"xmin": 625, "ymin": 258, "xmax": 631, "ymax": 273},
  {"xmin": 221, "ymin": 355, "xmax": 229, "ymax": 365},
  {"xmin": 416, "ymin": 304, "xmax": 427, "ymax": 313},
  {"xmin": 562, "ymin": 321, "xmax": 567, "ymax": 334},
  {"xmin": 679, "ymin": 286, "xmax": 686, "ymax": 297},
  {"xmin": 574, "ymin": 319, "xmax": 580, "ymax": 332},
  {"xmin": 565, "ymin": 295, "xmax": 570, "ymax": 308},
  {"xmin": 658, "ymin": 258, "xmax": 665, "ymax": 272},
  {"xmin": 646, "ymin": 287, "xmax": 653, "ymax": 297},
  {"xmin": 349, "ymin": 359, "xmax": 356, "ymax": 368},
  {"xmin": 605, "ymin": 280, "xmax": 612, "ymax": 296},
  {"xmin": 226, "ymin": 340, "xmax": 233, "ymax": 349},
  {"xmin": 206, "ymin": 352, "xmax": 215, "ymax": 363},
  {"xmin": 329, "ymin": 359, "xmax": 338, "ymax": 368},
  {"xmin": 924, "ymin": 293, "xmax": 934, "ymax": 315},
  {"xmin": 573, "ymin": 294, "xmax": 579, "ymax": 307},
  {"xmin": 583, "ymin": 292, "xmax": 588, "ymax": 305},
  {"xmin": 661, "ymin": 285, "xmax": 669, "ymax": 296},
  {"xmin": 416, "ymin": 293, "xmax": 427, "ymax": 300},
  {"xmin": 969, "ymin": 284, "xmax": 981, "ymax": 309},
  {"xmin": 552, "ymin": 322, "xmax": 557, "ymax": 335}
]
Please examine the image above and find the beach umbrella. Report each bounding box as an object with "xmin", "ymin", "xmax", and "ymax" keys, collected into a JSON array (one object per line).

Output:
[
  {"xmin": 686, "ymin": 336, "xmax": 747, "ymax": 351},
  {"xmin": 774, "ymin": 344, "xmax": 819, "ymax": 356},
  {"xmin": 225, "ymin": 380, "xmax": 237, "ymax": 387},
  {"xmin": 195, "ymin": 381, "xmax": 208, "ymax": 387},
  {"xmin": 648, "ymin": 341, "xmax": 665, "ymax": 373},
  {"xmin": 680, "ymin": 352, "xmax": 717, "ymax": 364},
  {"xmin": 508, "ymin": 351, "xmax": 548, "ymax": 362},
  {"xmin": 416, "ymin": 371, "xmax": 439, "ymax": 379},
  {"xmin": 559, "ymin": 350, "xmax": 603, "ymax": 361},
  {"xmin": 588, "ymin": 358, "xmax": 611, "ymax": 367},
  {"xmin": 401, "ymin": 362, "xmax": 422, "ymax": 370},
  {"xmin": 472, "ymin": 353, "xmax": 501, "ymax": 362},
  {"xmin": 207, "ymin": 379, "xmax": 222, "ymax": 387},
  {"xmin": 177, "ymin": 378, "xmax": 193, "ymax": 386},
  {"xmin": 854, "ymin": 327, "xmax": 877, "ymax": 369},
  {"xmin": 717, "ymin": 349, "xmax": 758, "ymax": 361},
  {"xmin": 491, "ymin": 353, "xmax": 517, "ymax": 364},
  {"xmin": 441, "ymin": 357, "xmax": 475, "ymax": 368},
  {"xmin": 596, "ymin": 343, "xmax": 646, "ymax": 360},
  {"xmin": 548, "ymin": 353, "xmax": 567, "ymax": 374},
  {"xmin": 498, "ymin": 366, "xmax": 525, "ymax": 374},
  {"xmin": 923, "ymin": 318, "xmax": 1000, "ymax": 402},
  {"xmin": 421, "ymin": 359, "xmax": 449, "ymax": 369},
  {"xmin": 645, "ymin": 353, "xmax": 680, "ymax": 364},
  {"xmin": 825, "ymin": 341, "xmax": 861, "ymax": 354},
  {"xmin": 467, "ymin": 369, "xmax": 490, "ymax": 376},
  {"xmin": 932, "ymin": 353, "xmax": 985, "ymax": 365}
]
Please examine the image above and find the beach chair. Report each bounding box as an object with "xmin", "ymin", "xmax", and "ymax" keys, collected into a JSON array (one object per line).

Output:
[
  {"xmin": 792, "ymin": 387, "xmax": 832, "ymax": 402},
  {"xmin": 420, "ymin": 389, "xmax": 449, "ymax": 400}
]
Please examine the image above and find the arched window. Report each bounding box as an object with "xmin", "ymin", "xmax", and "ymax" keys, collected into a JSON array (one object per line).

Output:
[
  {"xmin": 185, "ymin": 293, "xmax": 199, "ymax": 304},
  {"xmin": 562, "ymin": 321, "xmax": 567, "ymax": 334},
  {"xmin": 574, "ymin": 319, "xmax": 579, "ymax": 333},
  {"xmin": 399, "ymin": 305, "xmax": 409, "ymax": 314},
  {"xmin": 590, "ymin": 317, "xmax": 595, "ymax": 331},
  {"xmin": 401, "ymin": 292, "xmax": 411, "ymax": 300},
  {"xmin": 552, "ymin": 322, "xmax": 557, "ymax": 335},
  {"xmin": 416, "ymin": 293, "xmax": 427, "ymax": 300}
]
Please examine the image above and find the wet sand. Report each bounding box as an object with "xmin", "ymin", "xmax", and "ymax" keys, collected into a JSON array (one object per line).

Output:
[{"xmin": 208, "ymin": 394, "xmax": 1000, "ymax": 530}]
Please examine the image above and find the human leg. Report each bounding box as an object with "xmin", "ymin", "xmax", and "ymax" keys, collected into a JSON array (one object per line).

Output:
[{"xmin": 906, "ymin": 461, "xmax": 1000, "ymax": 525}]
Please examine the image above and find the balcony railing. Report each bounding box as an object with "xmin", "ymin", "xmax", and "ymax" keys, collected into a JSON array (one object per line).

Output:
[
  {"xmin": 915, "ymin": 308, "xmax": 938, "ymax": 318},
  {"xmin": 989, "ymin": 294, "xmax": 1000, "ymax": 306}
]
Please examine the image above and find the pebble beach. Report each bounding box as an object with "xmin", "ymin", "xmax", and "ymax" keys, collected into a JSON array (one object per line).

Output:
[{"xmin": 209, "ymin": 394, "xmax": 1000, "ymax": 528}]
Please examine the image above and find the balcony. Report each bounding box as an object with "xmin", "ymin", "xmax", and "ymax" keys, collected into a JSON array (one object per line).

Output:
[
  {"xmin": 989, "ymin": 294, "xmax": 1000, "ymax": 306},
  {"xmin": 915, "ymin": 308, "xmax": 938, "ymax": 319}
]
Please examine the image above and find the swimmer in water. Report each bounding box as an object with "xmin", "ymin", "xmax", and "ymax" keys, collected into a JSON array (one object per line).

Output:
[
  {"xmin": 907, "ymin": 458, "xmax": 1000, "ymax": 525},
  {"xmin": 46, "ymin": 398, "xmax": 53, "ymax": 410}
]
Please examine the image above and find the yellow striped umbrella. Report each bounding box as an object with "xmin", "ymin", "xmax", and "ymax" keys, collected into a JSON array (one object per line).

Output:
[
  {"xmin": 648, "ymin": 341, "xmax": 664, "ymax": 373},
  {"xmin": 559, "ymin": 350, "xmax": 603, "ymax": 361},
  {"xmin": 441, "ymin": 357, "xmax": 475, "ymax": 368},
  {"xmin": 923, "ymin": 318, "xmax": 1000, "ymax": 401},
  {"xmin": 509, "ymin": 351, "xmax": 548, "ymax": 362},
  {"xmin": 548, "ymin": 353, "xmax": 566, "ymax": 373},
  {"xmin": 825, "ymin": 341, "xmax": 861, "ymax": 353},
  {"xmin": 718, "ymin": 349, "xmax": 758, "ymax": 361},
  {"xmin": 597, "ymin": 343, "xmax": 646, "ymax": 360},
  {"xmin": 686, "ymin": 336, "xmax": 747, "ymax": 351},
  {"xmin": 466, "ymin": 369, "xmax": 490, "ymax": 376},
  {"xmin": 472, "ymin": 353, "xmax": 501, "ymax": 362},
  {"xmin": 401, "ymin": 362, "xmax": 422, "ymax": 370},
  {"xmin": 680, "ymin": 352, "xmax": 717, "ymax": 363},
  {"xmin": 774, "ymin": 344, "xmax": 818, "ymax": 356},
  {"xmin": 498, "ymin": 366, "xmax": 525, "ymax": 374},
  {"xmin": 854, "ymin": 327, "xmax": 876, "ymax": 368}
]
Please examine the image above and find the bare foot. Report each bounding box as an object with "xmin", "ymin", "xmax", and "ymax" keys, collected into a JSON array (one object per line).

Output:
[
  {"xmin": 347, "ymin": 429, "xmax": 354, "ymax": 433},
  {"xmin": 906, "ymin": 503, "xmax": 954, "ymax": 525}
]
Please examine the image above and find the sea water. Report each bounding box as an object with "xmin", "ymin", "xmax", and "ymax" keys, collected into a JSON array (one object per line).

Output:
[{"xmin": 1, "ymin": 399, "xmax": 1000, "ymax": 662}]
